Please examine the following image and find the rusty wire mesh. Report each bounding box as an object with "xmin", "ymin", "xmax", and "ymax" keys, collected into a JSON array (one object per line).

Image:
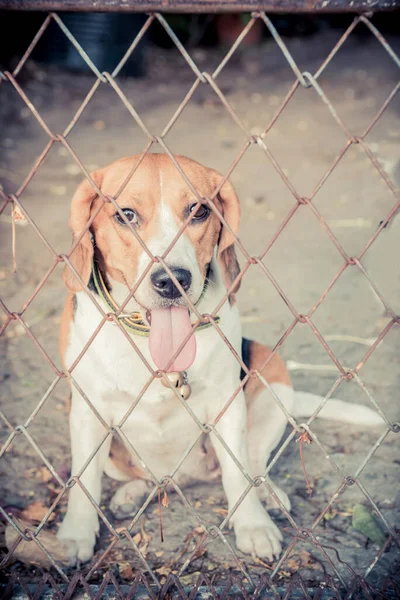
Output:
[{"xmin": 0, "ymin": 6, "xmax": 399, "ymax": 599}]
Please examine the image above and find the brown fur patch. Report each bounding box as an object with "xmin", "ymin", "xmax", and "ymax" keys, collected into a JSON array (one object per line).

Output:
[
  {"xmin": 244, "ymin": 340, "xmax": 291, "ymax": 402},
  {"xmin": 109, "ymin": 436, "xmax": 150, "ymax": 481}
]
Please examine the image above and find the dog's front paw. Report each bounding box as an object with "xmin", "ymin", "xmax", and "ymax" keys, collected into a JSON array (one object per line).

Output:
[
  {"xmin": 57, "ymin": 518, "xmax": 97, "ymax": 565},
  {"xmin": 235, "ymin": 517, "xmax": 283, "ymax": 561}
]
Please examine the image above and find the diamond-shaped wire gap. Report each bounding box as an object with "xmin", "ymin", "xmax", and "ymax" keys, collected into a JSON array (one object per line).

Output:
[
  {"xmin": 222, "ymin": 142, "xmax": 300, "ymax": 256},
  {"xmin": 64, "ymin": 74, "xmax": 157, "ymax": 168},
  {"xmin": 311, "ymin": 142, "xmax": 400, "ymax": 257},
  {"xmin": 236, "ymin": 263, "xmax": 299, "ymax": 351},
  {"xmin": 258, "ymin": 201, "xmax": 345, "ymax": 316},
  {"xmin": 352, "ymin": 325, "xmax": 400, "ymax": 424},
  {"xmin": 310, "ymin": 265, "xmax": 393, "ymax": 371},
  {"xmin": 361, "ymin": 81, "xmax": 399, "ymax": 143},
  {"xmin": 152, "ymin": 14, "xmax": 208, "ymax": 84},
  {"xmin": 160, "ymin": 81, "xmax": 249, "ymax": 169},
  {"xmin": 0, "ymin": 85, "xmax": 54, "ymax": 195},
  {"xmin": 359, "ymin": 223, "xmax": 400, "ymax": 318},
  {"xmin": 262, "ymin": 88, "xmax": 350, "ymax": 199},
  {"xmin": 312, "ymin": 21, "xmax": 399, "ymax": 133}
]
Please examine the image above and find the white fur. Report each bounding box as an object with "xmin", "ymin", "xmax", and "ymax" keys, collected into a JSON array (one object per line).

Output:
[
  {"xmin": 292, "ymin": 392, "xmax": 384, "ymax": 426},
  {"xmin": 58, "ymin": 262, "xmax": 383, "ymax": 565}
]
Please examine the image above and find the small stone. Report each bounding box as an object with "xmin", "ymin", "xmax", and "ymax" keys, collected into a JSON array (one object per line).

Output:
[
  {"xmin": 268, "ymin": 95, "xmax": 280, "ymax": 107},
  {"xmin": 35, "ymin": 71, "xmax": 46, "ymax": 82},
  {"xmin": 356, "ymin": 69, "xmax": 368, "ymax": 81},
  {"xmin": 93, "ymin": 120, "xmax": 105, "ymax": 131},
  {"xmin": 344, "ymin": 88, "xmax": 355, "ymax": 101},
  {"xmin": 65, "ymin": 164, "xmax": 81, "ymax": 175},
  {"xmin": 49, "ymin": 185, "xmax": 67, "ymax": 196},
  {"xmin": 193, "ymin": 49, "xmax": 206, "ymax": 62},
  {"xmin": 297, "ymin": 120, "xmax": 308, "ymax": 132},
  {"xmin": 19, "ymin": 107, "xmax": 31, "ymax": 120},
  {"xmin": 244, "ymin": 60, "xmax": 260, "ymax": 76},
  {"xmin": 365, "ymin": 97, "xmax": 377, "ymax": 108}
]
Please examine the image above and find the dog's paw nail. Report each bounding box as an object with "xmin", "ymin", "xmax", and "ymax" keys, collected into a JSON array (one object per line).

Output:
[{"xmin": 235, "ymin": 522, "xmax": 282, "ymax": 560}]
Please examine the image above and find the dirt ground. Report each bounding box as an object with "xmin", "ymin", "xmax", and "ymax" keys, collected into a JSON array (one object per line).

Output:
[{"xmin": 0, "ymin": 24, "xmax": 400, "ymax": 592}]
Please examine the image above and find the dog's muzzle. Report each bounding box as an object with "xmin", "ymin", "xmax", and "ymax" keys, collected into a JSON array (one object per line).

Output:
[{"xmin": 151, "ymin": 267, "xmax": 192, "ymax": 299}]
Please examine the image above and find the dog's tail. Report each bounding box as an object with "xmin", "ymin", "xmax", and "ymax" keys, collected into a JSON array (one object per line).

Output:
[{"xmin": 292, "ymin": 391, "xmax": 384, "ymax": 426}]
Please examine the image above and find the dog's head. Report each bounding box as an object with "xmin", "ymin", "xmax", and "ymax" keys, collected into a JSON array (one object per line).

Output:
[{"xmin": 63, "ymin": 154, "xmax": 241, "ymax": 307}]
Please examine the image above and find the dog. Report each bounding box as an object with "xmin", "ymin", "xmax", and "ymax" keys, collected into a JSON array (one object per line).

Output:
[{"xmin": 58, "ymin": 154, "xmax": 383, "ymax": 565}]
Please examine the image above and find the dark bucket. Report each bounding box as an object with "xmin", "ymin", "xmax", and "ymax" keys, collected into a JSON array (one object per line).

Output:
[{"xmin": 33, "ymin": 12, "xmax": 147, "ymax": 77}]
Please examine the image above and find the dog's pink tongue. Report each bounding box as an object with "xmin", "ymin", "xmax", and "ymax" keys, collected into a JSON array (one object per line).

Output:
[{"xmin": 149, "ymin": 307, "xmax": 196, "ymax": 372}]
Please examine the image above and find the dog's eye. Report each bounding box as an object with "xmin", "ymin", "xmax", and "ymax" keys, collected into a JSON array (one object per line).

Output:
[
  {"xmin": 115, "ymin": 208, "xmax": 138, "ymax": 225},
  {"xmin": 189, "ymin": 203, "xmax": 210, "ymax": 222}
]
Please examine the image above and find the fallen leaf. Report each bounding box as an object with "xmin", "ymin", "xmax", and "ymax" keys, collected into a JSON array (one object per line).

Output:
[
  {"xmin": 49, "ymin": 185, "xmax": 67, "ymax": 196},
  {"xmin": 11, "ymin": 204, "xmax": 27, "ymax": 223},
  {"xmin": 323, "ymin": 508, "xmax": 338, "ymax": 521},
  {"xmin": 352, "ymin": 504, "xmax": 386, "ymax": 545},
  {"xmin": 24, "ymin": 468, "xmax": 36, "ymax": 480},
  {"xmin": 155, "ymin": 565, "xmax": 171, "ymax": 576},
  {"xmin": 193, "ymin": 526, "xmax": 204, "ymax": 534},
  {"xmin": 286, "ymin": 550, "xmax": 318, "ymax": 572},
  {"xmin": 212, "ymin": 507, "xmax": 228, "ymax": 516},
  {"xmin": 21, "ymin": 501, "xmax": 54, "ymax": 523},
  {"xmin": 36, "ymin": 466, "xmax": 52, "ymax": 483},
  {"xmin": 119, "ymin": 562, "xmax": 134, "ymax": 579},
  {"xmin": 155, "ymin": 550, "xmax": 164, "ymax": 557},
  {"xmin": 179, "ymin": 572, "xmax": 202, "ymax": 585},
  {"xmin": 252, "ymin": 557, "xmax": 273, "ymax": 569}
]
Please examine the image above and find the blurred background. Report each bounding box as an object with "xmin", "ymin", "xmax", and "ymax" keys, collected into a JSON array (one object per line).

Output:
[{"xmin": 0, "ymin": 7, "xmax": 399, "ymax": 586}]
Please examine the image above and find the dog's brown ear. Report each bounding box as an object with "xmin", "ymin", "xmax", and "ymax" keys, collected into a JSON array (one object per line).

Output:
[
  {"xmin": 63, "ymin": 171, "xmax": 103, "ymax": 292},
  {"xmin": 214, "ymin": 175, "xmax": 241, "ymax": 293}
]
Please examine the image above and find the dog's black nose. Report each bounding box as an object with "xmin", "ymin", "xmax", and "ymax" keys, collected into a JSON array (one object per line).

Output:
[{"xmin": 151, "ymin": 268, "xmax": 192, "ymax": 299}]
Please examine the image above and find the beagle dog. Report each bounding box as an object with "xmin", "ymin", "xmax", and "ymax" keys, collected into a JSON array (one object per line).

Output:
[{"xmin": 58, "ymin": 154, "xmax": 382, "ymax": 565}]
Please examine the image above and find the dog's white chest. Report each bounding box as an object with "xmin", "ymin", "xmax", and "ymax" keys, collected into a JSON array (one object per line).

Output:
[{"xmin": 66, "ymin": 292, "xmax": 241, "ymax": 476}]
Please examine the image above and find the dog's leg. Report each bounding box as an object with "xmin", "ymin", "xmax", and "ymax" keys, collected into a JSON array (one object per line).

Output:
[
  {"xmin": 247, "ymin": 383, "xmax": 293, "ymax": 512},
  {"xmin": 209, "ymin": 391, "xmax": 283, "ymax": 561},
  {"xmin": 57, "ymin": 389, "xmax": 111, "ymax": 564}
]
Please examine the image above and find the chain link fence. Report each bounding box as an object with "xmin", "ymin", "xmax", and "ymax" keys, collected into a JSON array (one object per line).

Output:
[{"xmin": 0, "ymin": 2, "xmax": 399, "ymax": 598}]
